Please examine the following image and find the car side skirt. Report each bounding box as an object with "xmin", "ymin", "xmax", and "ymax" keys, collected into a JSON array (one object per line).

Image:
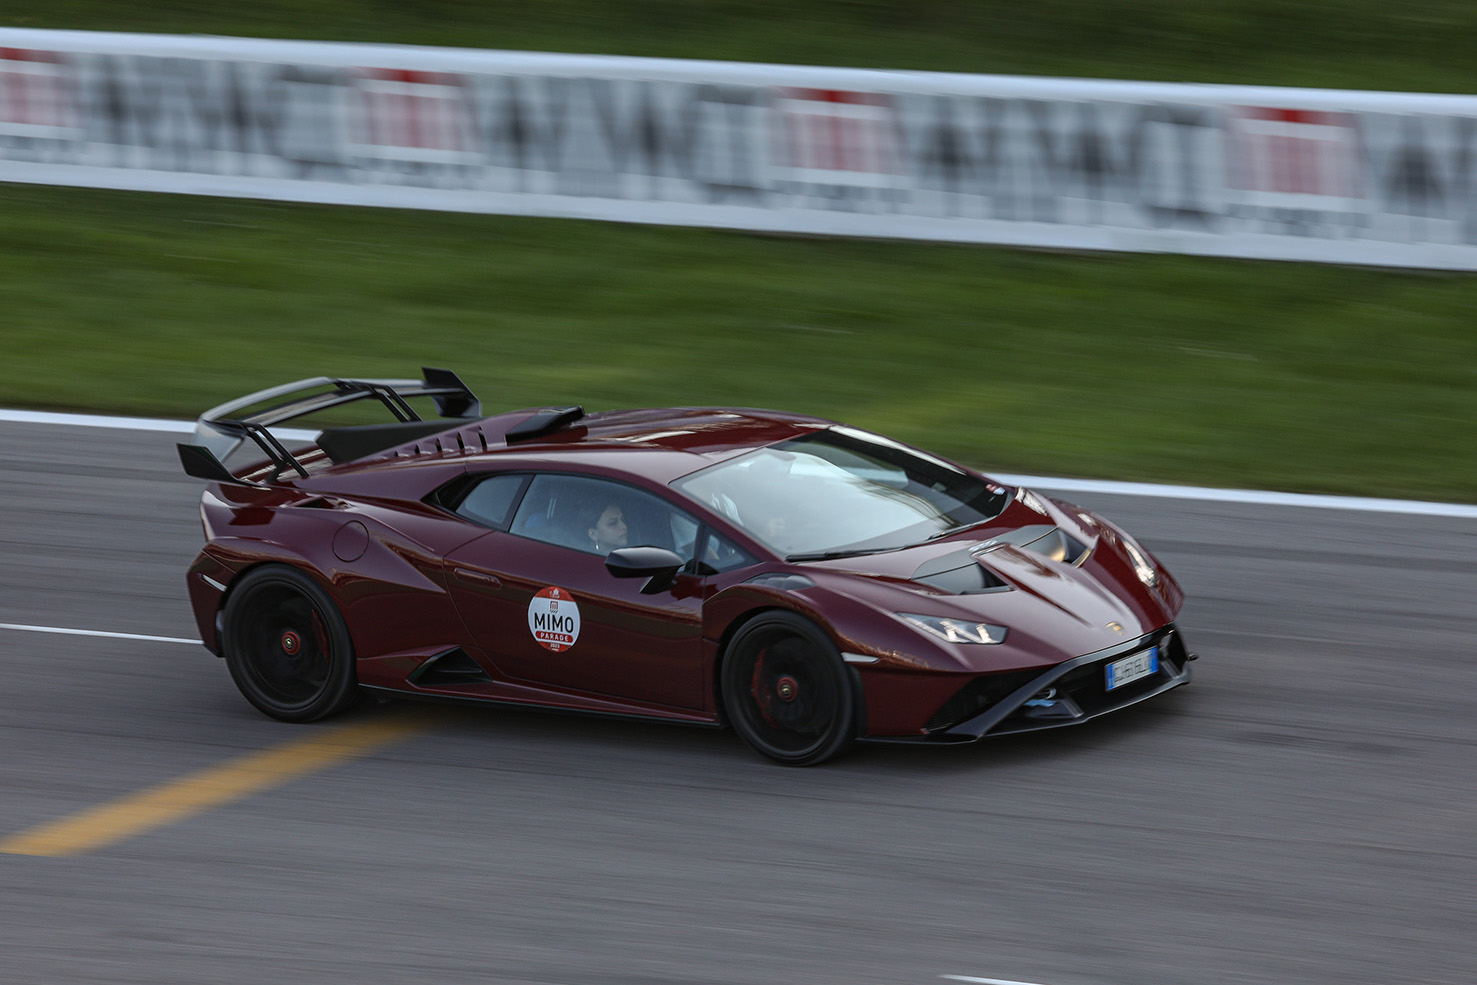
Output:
[{"xmin": 358, "ymin": 684, "xmax": 725, "ymax": 729}]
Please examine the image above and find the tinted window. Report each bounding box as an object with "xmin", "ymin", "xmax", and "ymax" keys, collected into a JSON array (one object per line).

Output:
[
  {"xmin": 698, "ymin": 530, "xmax": 757, "ymax": 574},
  {"xmin": 511, "ymin": 474, "xmax": 701, "ymax": 561},
  {"xmin": 454, "ymin": 473, "xmax": 526, "ymax": 530}
]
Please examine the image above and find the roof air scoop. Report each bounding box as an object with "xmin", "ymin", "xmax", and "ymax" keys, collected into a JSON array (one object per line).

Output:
[{"xmin": 505, "ymin": 406, "xmax": 585, "ymax": 444}]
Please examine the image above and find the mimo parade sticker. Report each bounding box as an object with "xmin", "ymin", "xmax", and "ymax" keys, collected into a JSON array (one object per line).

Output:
[{"xmin": 528, "ymin": 586, "xmax": 580, "ymax": 652}]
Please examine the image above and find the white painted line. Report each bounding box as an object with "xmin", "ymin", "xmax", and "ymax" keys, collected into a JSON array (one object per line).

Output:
[
  {"xmin": 0, "ymin": 623, "xmax": 201, "ymax": 646},
  {"xmin": 3, "ymin": 407, "xmax": 1476, "ymax": 519},
  {"xmin": 942, "ymin": 976, "xmax": 1056, "ymax": 985},
  {"xmin": 990, "ymin": 472, "xmax": 1477, "ymax": 519},
  {"xmin": 0, "ymin": 409, "xmax": 195, "ymax": 432},
  {"xmin": 0, "ymin": 408, "xmax": 313, "ymax": 441}
]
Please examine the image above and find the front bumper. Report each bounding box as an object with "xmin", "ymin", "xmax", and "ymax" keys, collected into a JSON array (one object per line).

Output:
[{"xmin": 875, "ymin": 625, "xmax": 1194, "ymax": 744}]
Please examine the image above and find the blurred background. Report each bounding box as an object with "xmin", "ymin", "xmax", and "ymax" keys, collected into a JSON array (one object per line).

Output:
[{"xmin": 2, "ymin": 1, "xmax": 1476, "ymax": 503}]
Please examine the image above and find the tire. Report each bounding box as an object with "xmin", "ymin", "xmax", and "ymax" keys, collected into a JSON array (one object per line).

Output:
[
  {"xmin": 720, "ymin": 612, "xmax": 856, "ymax": 766},
  {"xmin": 221, "ymin": 565, "xmax": 359, "ymax": 722}
]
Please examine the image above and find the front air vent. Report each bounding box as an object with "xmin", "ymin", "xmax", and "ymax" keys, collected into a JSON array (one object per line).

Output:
[
  {"xmin": 409, "ymin": 648, "xmax": 492, "ymax": 687},
  {"xmin": 966, "ymin": 524, "xmax": 1090, "ymax": 566},
  {"xmin": 1021, "ymin": 527, "xmax": 1090, "ymax": 565},
  {"xmin": 914, "ymin": 563, "xmax": 1008, "ymax": 595},
  {"xmin": 912, "ymin": 548, "xmax": 1009, "ymax": 595},
  {"xmin": 1159, "ymin": 628, "xmax": 1190, "ymax": 673},
  {"xmin": 925, "ymin": 670, "xmax": 1039, "ymax": 732}
]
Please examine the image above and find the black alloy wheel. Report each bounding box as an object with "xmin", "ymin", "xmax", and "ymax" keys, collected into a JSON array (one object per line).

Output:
[
  {"xmin": 221, "ymin": 565, "xmax": 359, "ymax": 722},
  {"xmin": 721, "ymin": 612, "xmax": 856, "ymax": 766}
]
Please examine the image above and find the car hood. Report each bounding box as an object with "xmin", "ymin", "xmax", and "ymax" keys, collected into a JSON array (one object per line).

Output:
[{"xmin": 799, "ymin": 530, "xmax": 1175, "ymax": 663}]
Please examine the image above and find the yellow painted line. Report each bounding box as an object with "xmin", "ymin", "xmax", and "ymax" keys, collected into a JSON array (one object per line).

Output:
[{"xmin": 0, "ymin": 714, "xmax": 432, "ymax": 857}]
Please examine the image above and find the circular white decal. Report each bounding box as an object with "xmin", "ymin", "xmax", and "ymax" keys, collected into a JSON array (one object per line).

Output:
[{"xmin": 527, "ymin": 586, "xmax": 580, "ymax": 652}]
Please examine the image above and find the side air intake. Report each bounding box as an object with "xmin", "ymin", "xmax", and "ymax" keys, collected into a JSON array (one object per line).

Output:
[{"xmin": 408, "ymin": 648, "xmax": 492, "ymax": 687}]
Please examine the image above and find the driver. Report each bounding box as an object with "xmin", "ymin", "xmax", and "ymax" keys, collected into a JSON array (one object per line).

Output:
[{"xmin": 585, "ymin": 503, "xmax": 629, "ymax": 555}]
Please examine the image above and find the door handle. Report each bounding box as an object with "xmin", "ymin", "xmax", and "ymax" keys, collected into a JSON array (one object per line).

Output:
[{"xmin": 452, "ymin": 567, "xmax": 502, "ymax": 589}]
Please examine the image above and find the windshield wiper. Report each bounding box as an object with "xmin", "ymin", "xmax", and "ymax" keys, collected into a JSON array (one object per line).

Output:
[
  {"xmin": 785, "ymin": 547, "xmax": 890, "ymax": 562},
  {"xmin": 789, "ymin": 528, "xmax": 976, "ymax": 561},
  {"xmin": 923, "ymin": 523, "xmax": 974, "ymax": 542}
]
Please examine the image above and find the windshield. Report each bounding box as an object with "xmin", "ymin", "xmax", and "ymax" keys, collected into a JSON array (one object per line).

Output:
[{"xmin": 672, "ymin": 427, "xmax": 1012, "ymax": 559}]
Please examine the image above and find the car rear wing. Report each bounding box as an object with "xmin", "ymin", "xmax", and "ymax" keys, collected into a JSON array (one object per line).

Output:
[{"xmin": 177, "ymin": 367, "xmax": 480, "ymax": 484}]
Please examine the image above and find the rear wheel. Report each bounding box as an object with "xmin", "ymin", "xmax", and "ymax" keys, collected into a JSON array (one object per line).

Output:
[
  {"xmin": 221, "ymin": 566, "xmax": 358, "ymax": 722},
  {"xmin": 721, "ymin": 612, "xmax": 855, "ymax": 766}
]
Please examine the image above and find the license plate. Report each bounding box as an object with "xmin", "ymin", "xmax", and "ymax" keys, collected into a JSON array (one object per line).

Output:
[{"xmin": 1105, "ymin": 646, "xmax": 1159, "ymax": 690}]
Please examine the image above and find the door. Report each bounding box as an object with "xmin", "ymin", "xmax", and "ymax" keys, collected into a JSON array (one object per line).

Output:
[{"xmin": 444, "ymin": 473, "xmax": 712, "ymax": 711}]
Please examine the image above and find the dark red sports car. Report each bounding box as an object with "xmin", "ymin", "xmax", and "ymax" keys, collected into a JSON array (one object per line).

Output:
[{"xmin": 179, "ymin": 369, "xmax": 1193, "ymax": 765}]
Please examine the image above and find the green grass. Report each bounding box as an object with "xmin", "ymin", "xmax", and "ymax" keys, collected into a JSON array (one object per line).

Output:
[
  {"xmin": 5, "ymin": 184, "xmax": 1476, "ymax": 503},
  {"xmin": 9, "ymin": 0, "xmax": 1477, "ymax": 92},
  {"xmin": 4, "ymin": 4, "xmax": 1476, "ymax": 502}
]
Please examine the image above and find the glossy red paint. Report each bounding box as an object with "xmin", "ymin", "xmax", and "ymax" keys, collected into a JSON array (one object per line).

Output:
[{"xmin": 184, "ymin": 399, "xmax": 1192, "ymax": 758}]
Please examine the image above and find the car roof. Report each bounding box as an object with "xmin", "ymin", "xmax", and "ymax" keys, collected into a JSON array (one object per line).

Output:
[{"xmin": 322, "ymin": 406, "xmax": 838, "ymax": 486}]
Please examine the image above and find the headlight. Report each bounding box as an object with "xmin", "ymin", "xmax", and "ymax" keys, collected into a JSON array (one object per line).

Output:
[
  {"xmin": 1119, "ymin": 534, "xmax": 1159, "ymax": 588},
  {"xmin": 897, "ymin": 613, "xmax": 1008, "ymax": 645}
]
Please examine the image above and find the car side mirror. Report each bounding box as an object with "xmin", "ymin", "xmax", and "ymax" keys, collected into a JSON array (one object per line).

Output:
[{"xmin": 605, "ymin": 546, "xmax": 686, "ymax": 595}]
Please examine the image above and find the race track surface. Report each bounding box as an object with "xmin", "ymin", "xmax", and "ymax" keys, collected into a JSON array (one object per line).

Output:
[{"xmin": 1, "ymin": 420, "xmax": 1473, "ymax": 985}]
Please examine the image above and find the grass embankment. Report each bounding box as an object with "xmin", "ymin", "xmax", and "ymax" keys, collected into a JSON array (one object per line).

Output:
[
  {"xmin": 4, "ymin": 185, "xmax": 1475, "ymax": 503},
  {"xmin": 3, "ymin": 4, "xmax": 1475, "ymax": 501}
]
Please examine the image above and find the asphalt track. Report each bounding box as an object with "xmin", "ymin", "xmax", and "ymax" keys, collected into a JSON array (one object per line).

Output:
[{"xmin": 1, "ymin": 419, "xmax": 1474, "ymax": 985}]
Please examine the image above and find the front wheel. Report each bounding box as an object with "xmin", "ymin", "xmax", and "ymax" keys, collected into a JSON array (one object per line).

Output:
[
  {"xmin": 720, "ymin": 612, "xmax": 856, "ymax": 766},
  {"xmin": 221, "ymin": 565, "xmax": 359, "ymax": 722}
]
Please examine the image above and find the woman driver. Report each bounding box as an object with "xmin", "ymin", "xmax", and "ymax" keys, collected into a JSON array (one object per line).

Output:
[{"xmin": 586, "ymin": 503, "xmax": 629, "ymax": 555}]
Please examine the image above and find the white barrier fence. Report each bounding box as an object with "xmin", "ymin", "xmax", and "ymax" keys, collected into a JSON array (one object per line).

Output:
[{"xmin": 4, "ymin": 28, "xmax": 1477, "ymax": 269}]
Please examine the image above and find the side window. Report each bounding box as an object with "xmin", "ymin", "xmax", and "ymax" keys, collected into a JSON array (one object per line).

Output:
[
  {"xmin": 454, "ymin": 473, "xmax": 526, "ymax": 530},
  {"xmin": 511, "ymin": 474, "xmax": 700, "ymax": 562},
  {"xmin": 698, "ymin": 529, "xmax": 758, "ymax": 575}
]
